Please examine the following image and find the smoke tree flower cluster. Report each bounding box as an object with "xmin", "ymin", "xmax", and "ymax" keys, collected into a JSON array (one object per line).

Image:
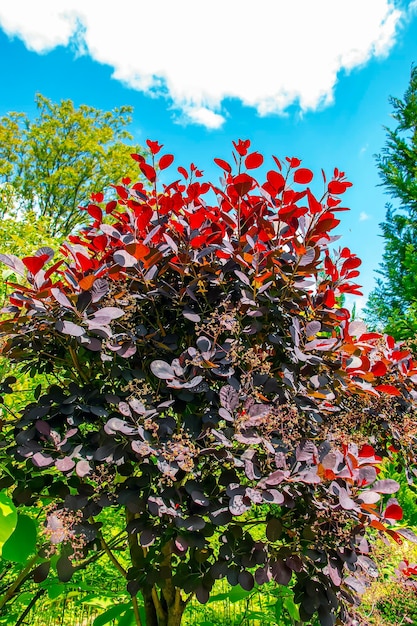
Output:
[{"xmin": 1, "ymin": 139, "xmax": 417, "ymax": 626}]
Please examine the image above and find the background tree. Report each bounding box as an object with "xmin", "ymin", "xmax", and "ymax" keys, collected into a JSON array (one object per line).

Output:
[
  {"xmin": 0, "ymin": 94, "xmax": 144, "ymax": 236},
  {"xmin": 1, "ymin": 140, "xmax": 417, "ymax": 626},
  {"xmin": 365, "ymin": 65, "xmax": 417, "ymax": 339}
]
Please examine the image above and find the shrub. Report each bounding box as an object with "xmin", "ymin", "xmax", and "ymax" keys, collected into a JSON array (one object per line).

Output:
[{"xmin": 1, "ymin": 139, "xmax": 417, "ymax": 626}]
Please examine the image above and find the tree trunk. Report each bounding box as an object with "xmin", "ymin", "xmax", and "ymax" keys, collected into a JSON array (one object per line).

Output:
[{"xmin": 125, "ymin": 510, "xmax": 186, "ymax": 626}]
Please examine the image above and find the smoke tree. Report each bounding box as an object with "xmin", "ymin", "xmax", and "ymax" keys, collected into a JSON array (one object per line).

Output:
[{"xmin": 1, "ymin": 139, "xmax": 417, "ymax": 626}]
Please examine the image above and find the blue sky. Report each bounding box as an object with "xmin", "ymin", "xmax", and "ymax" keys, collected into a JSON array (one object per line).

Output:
[{"xmin": 1, "ymin": 1, "xmax": 417, "ymax": 312}]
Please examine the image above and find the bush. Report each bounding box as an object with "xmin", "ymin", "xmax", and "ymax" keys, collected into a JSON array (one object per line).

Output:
[{"xmin": 1, "ymin": 139, "xmax": 417, "ymax": 626}]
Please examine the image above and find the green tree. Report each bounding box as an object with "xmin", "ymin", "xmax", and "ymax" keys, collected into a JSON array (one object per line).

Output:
[
  {"xmin": 365, "ymin": 65, "xmax": 417, "ymax": 339},
  {"xmin": 0, "ymin": 94, "xmax": 144, "ymax": 236}
]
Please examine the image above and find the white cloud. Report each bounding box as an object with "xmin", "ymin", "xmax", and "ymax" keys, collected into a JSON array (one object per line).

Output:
[
  {"xmin": 0, "ymin": 1, "xmax": 406, "ymax": 128},
  {"xmin": 359, "ymin": 212, "xmax": 371, "ymax": 221}
]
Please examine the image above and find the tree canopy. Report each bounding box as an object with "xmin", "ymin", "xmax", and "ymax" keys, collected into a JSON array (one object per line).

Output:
[
  {"xmin": 365, "ymin": 66, "xmax": 417, "ymax": 339},
  {"xmin": 1, "ymin": 140, "xmax": 417, "ymax": 626},
  {"xmin": 0, "ymin": 94, "xmax": 144, "ymax": 236}
]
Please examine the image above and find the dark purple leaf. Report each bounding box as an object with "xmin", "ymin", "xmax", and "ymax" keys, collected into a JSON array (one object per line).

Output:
[
  {"xmin": 271, "ymin": 559, "xmax": 292, "ymax": 586},
  {"xmin": 219, "ymin": 407, "xmax": 233, "ymax": 422},
  {"xmin": 234, "ymin": 270, "xmax": 250, "ymax": 285},
  {"xmin": 195, "ymin": 586, "xmax": 209, "ymax": 604},
  {"xmin": 285, "ymin": 555, "xmax": 303, "ymax": 572},
  {"xmin": 209, "ymin": 508, "xmax": 232, "ymax": 526},
  {"xmin": 113, "ymin": 250, "xmax": 137, "ymax": 267},
  {"xmin": 33, "ymin": 561, "xmax": 50, "ymax": 583},
  {"xmin": 56, "ymin": 556, "xmax": 74, "ymax": 583},
  {"xmin": 371, "ymin": 479, "xmax": 400, "ymax": 494},
  {"xmin": 265, "ymin": 470, "xmax": 288, "ymax": 486},
  {"xmin": 305, "ymin": 320, "xmax": 321, "ymax": 336},
  {"xmin": 191, "ymin": 491, "xmax": 210, "ymax": 507},
  {"xmin": 32, "ymin": 452, "xmax": 54, "ymax": 467},
  {"xmin": 174, "ymin": 536, "xmax": 188, "ymax": 554},
  {"xmin": 90, "ymin": 307, "xmax": 125, "ymax": 324},
  {"xmin": 55, "ymin": 457, "xmax": 75, "ymax": 472},
  {"xmin": 140, "ymin": 529, "xmax": 156, "ymax": 547},
  {"xmin": 266, "ymin": 518, "xmax": 282, "ymax": 541},
  {"xmin": 0, "ymin": 253, "xmax": 25, "ymax": 276},
  {"xmin": 219, "ymin": 385, "xmax": 239, "ymax": 411},
  {"xmin": 35, "ymin": 421, "xmax": 51, "ymax": 436},
  {"xmin": 255, "ymin": 566, "xmax": 270, "ymax": 585},
  {"xmin": 396, "ymin": 528, "xmax": 417, "ymax": 543},
  {"xmin": 180, "ymin": 516, "xmax": 206, "ymax": 531},
  {"xmin": 80, "ymin": 337, "xmax": 102, "ymax": 352},
  {"xmin": 76, "ymin": 460, "xmax": 91, "ymax": 477},
  {"xmin": 262, "ymin": 489, "xmax": 284, "ymax": 505},
  {"xmin": 56, "ymin": 321, "xmax": 85, "ymax": 337},
  {"xmin": 91, "ymin": 279, "xmax": 109, "ymax": 302},
  {"xmin": 150, "ymin": 360, "xmax": 176, "ymax": 380},
  {"xmin": 238, "ymin": 570, "xmax": 254, "ymax": 591},
  {"xmin": 183, "ymin": 308, "xmax": 201, "ymax": 323},
  {"xmin": 296, "ymin": 440, "xmax": 318, "ymax": 462},
  {"xmin": 51, "ymin": 288, "xmax": 74, "ymax": 309}
]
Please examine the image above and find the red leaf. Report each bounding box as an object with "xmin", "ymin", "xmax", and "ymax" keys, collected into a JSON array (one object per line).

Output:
[
  {"xmin": 114, "ymin": 185, "xmax": 129, "ymax": 200},
  {"xmin": 86, "ymin": 204, "xmax": 102, "ymax": 221},
  {"xmin": 371, "ymin": 361, "xmax": 387, "ymax": 377},
  {"xmin": 146, "ymin": 139, "xmax": 163, "ymax": 155},
  {"xmin": 387, "ymin": 335, "xmax": 395, "ymax": 350},
  {"xmin": 391, "ymin": 350, "xmax": 410, "ymax": 362},
  {"xmin": 22, "ymin": 254, "xmax": 49, "ymax": 274},
  {"xmin": 327, "ymin": 196, "xmax": 341, "ymax": 208},
  {"xmin": 233, "ymin": 139, "xmax": 250, "ymax": 156},
  {"xmin": 307, "ymin": 190, "xmax": 322, "ymax": 214},
  {"xmin": 359, "ymin": 444, "xmax": 375, "ymax": 458},
  {"xmin": 131, "ymin": 153, "xmax": 145, "ymax": 164},
  {"xmin": 340, "ymin": 247, "xmax": 351, "ymax": 258},
  {"xmin": 75, "ymin": 253, "xmax": 94, "ymax": 272},
  {"xmin": 272, "ymin": 156, "xmax": 282, "ymax": 171},
  {"xmin": 323, "ymin": 289, "xmax": 336, "ymax": 308},
  {"xmin": 328, "ymin": 180, "xmax": 352, "ymax": 195},
  {"xmin": 286, "ymin": 157, "xmax": 301, "ymax": 168},
  {"xmin": 214, "ymin": 158, "xmax": 232, "ymax": 173},
  {"xmin": 294, "ymin": 168, "xmax": 313, "ymax": 184},
  {"xmin": 190, "ymin": 234, "xmax": 206, "ymax": 248},
  {"xmin": 341, "ymin": 257, "xmax": 362, "ymax": 273},
  {"xmin": 232, "ymin": 173, "xmax": 253, "ymax": 197},
  {"xmin": 384, "ymin": 503, "xmax": 403, "ymax": 521},
  {"xmin": 266, "ymin": 170, "xmax": 285, "ymax": 193},
  {"xmin": 245, "ymin": 152, "xmax": 264, "ymax": 169},
  {"xmin": 177, "ymin": 166, "xmax": 189, "ymax": 180},
  {"xmin": 106, "ymin": 200, "xmax": 118, "ymax": 214},
  {"xmin": 375, "ymin": 384, "xmax": 402, "ymax": 396},
  {"xmin": 91, "ymin": 192, "xmax": 104, "ymax": 203},
  {"xmin": 140, "ymin": 163, "xmax": 157, "ymax": 183},
  {"xmin": 359, "ymin": 332, "xmax": 382, "ymax": 341},
  {"xmin": 159, "ymin": 154, "xmax": 174, "ymax": 170}
]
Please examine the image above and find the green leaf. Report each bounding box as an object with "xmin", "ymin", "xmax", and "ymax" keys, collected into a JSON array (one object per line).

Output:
[
  {"xmin": 2, "ymin": 514, "xmax": 37, "ymax": 563},
  {"xmin": 47, "ymin": 583, "xmax": 66, "ymax": 600},
  {"xmin": 117, "ymin": 607, "xmax": 135, "ymax": 626},
  {"xmin": 0, "ymin": 492, "xmax": 17, "ymax": 555},
  {"xmin": 283, "ymin": 595, "xmax": 300, "ymax": 621},
  {"xmin": 93, "ymin": 603, "xmax": 131, "ymax": 626}
]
